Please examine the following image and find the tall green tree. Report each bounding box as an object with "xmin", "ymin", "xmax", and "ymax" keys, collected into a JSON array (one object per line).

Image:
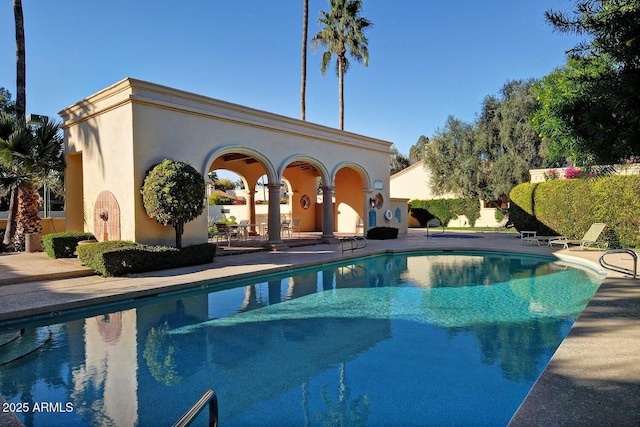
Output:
[
  {"xmin": 0, "ymin": 114, "xmax": 65, "ymax": 250},
  {"xmin": 424, "ymin": 80, "xmax": 547, "ymax": 201},
  {"xmin": 312, "ymin": 0, "xmax": 372, "ymax": 130},
  {"xmin": 409, "ymin": 135, "xmax": 429, "ymax": 163},
  {"xmin": 542, "ymin": 0, "xmax": 640, "ymax": 163},
  {"xmin": 390, "ymin": 145, "xmax": 410, "ymax": 175},
  {"xmin": 301, "ymin": 0, "xmax": 309, "ymax": 120},
  {"xmin": 14, "ymin": 0, "xmax": 26, "ymax": 121},
  {"xmin": 0, "ymin": 88, "xmax": 16, "ymax": 115},
  {"xmin": 476, "ymin": 79, "xmax": 548, "ymax": 198},
  {"xmin": 423, "ymin": 116, "xmax": 484, "ymax": 199},
  {"xmin": 531, "ymin": 56, "xmax": 614, "ymax": 164}
]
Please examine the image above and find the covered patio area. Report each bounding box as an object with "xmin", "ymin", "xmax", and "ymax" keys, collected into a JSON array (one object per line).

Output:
[{"xmin": 60, "ymin": 78, "xmax": 402, "ymax": 249}]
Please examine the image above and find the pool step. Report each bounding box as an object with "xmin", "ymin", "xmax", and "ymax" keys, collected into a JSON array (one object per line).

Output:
[{"xmin": 0, "ymin": 327, "xmax": 53, "ymax": 366}]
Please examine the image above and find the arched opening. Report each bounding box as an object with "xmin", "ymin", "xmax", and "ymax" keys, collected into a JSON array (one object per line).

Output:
[
  {"xmin": 334, "ymin": 166, "xmax": 368, "ymax": 234},
  {"xmin": 282, "ymin": 160, "xmax": 326, "ymax": 234}
]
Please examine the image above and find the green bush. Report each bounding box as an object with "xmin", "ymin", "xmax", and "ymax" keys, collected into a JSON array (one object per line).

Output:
[
  {"xmin": 77, "ymin": 241, "xmax": 216, "ymax": 276},
  {"xmin": 208, "ymin": 193, "xmax": 235, "ymax": 205},
  {"xmin": 408, "ymin": 207, "xmax": 435, "ymax": 227},
  {"xmin": 409, "ymin": 198, "xmax": 481, "ymax": 226},
  {"xmin": 42, "ymin": 232, "xmax": 96, "ymax": 258},
  {"xmin": 367, "ymin": 226, "xmax": 398, "ymax": 240},
  {"xmin": 509, "ymin": 175, "xmax": 640, "ymax": 247}
]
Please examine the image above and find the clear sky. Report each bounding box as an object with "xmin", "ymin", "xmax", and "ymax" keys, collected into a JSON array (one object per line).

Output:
[{"xmin": 0, "ymin": 0, "xmax": 583, "ymax": 155}]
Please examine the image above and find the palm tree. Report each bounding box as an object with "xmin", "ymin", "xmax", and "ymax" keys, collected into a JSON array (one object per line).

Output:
[
  {"xmin": 14, "ymin": 0, "xmax": 26, "ymax": 121},
  {"xmin": 312, "ymin": 0, "xmax": 372, "ymax": 130},
  {"xmin": 300, "ymin": 0, "xmax": 309, "ymax": 120},
  {"xmin": 0, "ymin": 114, "xmax": 65, "ymax": 250}
]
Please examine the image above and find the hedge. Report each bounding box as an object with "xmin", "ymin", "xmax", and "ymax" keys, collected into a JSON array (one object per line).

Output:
[
  {"xmin": 409, "ymin": 198, "xmax": 480, "ymax": 226},
  {"xmin": 509, "ymin": 175, "xmax": 640, "ymax": 248},
  {"xmin": 367, "ymin": 226, "xmax": 398, "ymax": 240},
  {"xmin": 42, "ymin": 232, "xmax": 96, "ymax": 258},
  {"xmin": 77, "ymin": 241, "xmax": 217, "ymax": 276}
]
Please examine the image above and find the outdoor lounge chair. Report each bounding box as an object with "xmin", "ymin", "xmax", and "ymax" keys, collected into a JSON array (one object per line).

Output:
[{"xmin": 549, "ymin": 223, "xmax": 607, "ymax": 250}]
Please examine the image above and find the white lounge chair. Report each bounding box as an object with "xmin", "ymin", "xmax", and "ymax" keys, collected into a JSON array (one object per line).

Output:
[{"xmin": 549, "ymin": 223, "xmax": 607, "ymax": 250}]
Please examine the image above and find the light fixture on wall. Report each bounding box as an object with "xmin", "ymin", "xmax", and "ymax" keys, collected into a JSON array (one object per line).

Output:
[{"xmin": 369, "ymin": 197, "xmax": 376, "ymax": 209}]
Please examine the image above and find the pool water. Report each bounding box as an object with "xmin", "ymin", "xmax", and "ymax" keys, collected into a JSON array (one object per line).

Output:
[{"xmin": 0, "ymin": 252, "xmax": 602, "ymax": 426}]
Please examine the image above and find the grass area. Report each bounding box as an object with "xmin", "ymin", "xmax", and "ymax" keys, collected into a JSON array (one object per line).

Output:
[{"xmin": 411, "ymin": 226, "xmax": 518, "ymax": 233}]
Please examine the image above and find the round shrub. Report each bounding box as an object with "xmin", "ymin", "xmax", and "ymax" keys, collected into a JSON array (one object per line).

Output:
[{"xmin": 141, "ymin": 159, "xmax": 205, "ymax": 248}]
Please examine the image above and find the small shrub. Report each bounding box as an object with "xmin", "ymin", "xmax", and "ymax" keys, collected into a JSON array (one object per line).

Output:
[
  {"xmin": 367, "ymin": 226, "xmax": 398, "ymax": 240},
  {"xmin": 208, "ymin": 193, "xmax": 235, "ymax": 205},
  {"xmin": 77, "ymin": 241, "xmax": 216, "ymax": 276},
  {"xmin": 42, "ymin": 232, "xmax": 96, "ymax": 258},
  {"xmin": 544, "ymin": 169, "xmax": 559, "ymax": 181}
]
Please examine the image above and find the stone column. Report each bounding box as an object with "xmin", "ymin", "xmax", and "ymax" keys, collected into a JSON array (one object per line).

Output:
[
  {"xmin": 267, "ymin": 183, "xmax": 283, "ymax": 244},
  {"xmin": 321, "ymin": 185, "xmax": 336, "ymax": 241},
  {"xmin": 245, "ymin": 187, "xmax": 257, "ymax": 234}
]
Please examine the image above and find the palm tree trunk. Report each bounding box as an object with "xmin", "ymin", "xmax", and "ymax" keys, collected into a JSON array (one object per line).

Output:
[
  {"xmin": 13, "ymin": 184, "xmax": 42, "ymax": 250},
  {"xmin": 300, "ymin": 0, "xmax": 308, "ymax": 120},
  {"xmin": 2, "ymin": 188, "xmax": 18, "ymax": 250},
  {"xmin": 14, "ymin": 0, "xmax": 26, "ymax": 121},
  {"xmin": 338, "ymin": 54, "xmax": 345, "ymax": 130}
]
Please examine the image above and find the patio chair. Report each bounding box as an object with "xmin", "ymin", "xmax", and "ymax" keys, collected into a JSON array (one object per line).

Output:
[
  {"xmin": 290, "ymin": 218, "xmax": 301, "ymax": 238},
  {"xmin": 212, "ymin": 223, "xmax": 233, "ymax": 247},
  {"xmin": 549, "ymin": 223, "xmax": 607, "ymax": 250},
  {"xmin": 281, "ymin": 219, "xmax": 292, "ymax": 239}
]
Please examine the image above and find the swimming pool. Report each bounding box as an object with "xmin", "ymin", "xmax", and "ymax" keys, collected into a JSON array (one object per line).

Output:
[{"xmin": 0, "ymin": 251, "xmax": 603, "ymax": 426}]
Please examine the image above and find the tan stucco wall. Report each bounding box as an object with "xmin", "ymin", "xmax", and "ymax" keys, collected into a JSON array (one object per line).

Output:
[
  {"xmin": 390, "ymin": 160, "xmax": 458, "ymax": 201},
  {"xmin": 61, "ymin": 78, "xmax": 394, "ymax": 246}
]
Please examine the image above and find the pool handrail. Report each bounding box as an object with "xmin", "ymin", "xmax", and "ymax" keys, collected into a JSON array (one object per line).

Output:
[
  {"xmin": 341, "ymin": 236, "xmax": 368, "ymax": 253},
  {"xmin": 172, "ymin": 389, "xmax": 218, "ymax": 427},
  {"xmin": 599, "ymin": 248, "xmax": 638, "ymax": 279}
]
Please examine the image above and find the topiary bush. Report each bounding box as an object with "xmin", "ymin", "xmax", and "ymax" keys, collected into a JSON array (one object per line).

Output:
[
  {"xmin": 141, "ymin": 159, "xmax": 206, "ymax": 249},
  {"xmin": 42, "ymin": 231, "xmax": 96, "ymax": 258},
  {"xmin": 367, "ymin": 226, "xmax": 398, "ymax": 240},
  {"xmin": 77, "ymin": 241, "xmax": 217, "ymax": 277}
]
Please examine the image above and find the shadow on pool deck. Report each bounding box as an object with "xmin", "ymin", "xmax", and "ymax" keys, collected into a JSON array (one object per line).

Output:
[{"xmin": 0, "ymin": 229, "xmax": 638, "ymax": 426}]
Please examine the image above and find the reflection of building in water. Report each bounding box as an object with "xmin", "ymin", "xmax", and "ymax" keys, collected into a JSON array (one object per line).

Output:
[
  {"xmin": 401, "ymin": 255, "xmax": 487, "ymax": 288},
  {"xmin": 71, "ymin": 310, "xmax": 138, "ymax": 426}
]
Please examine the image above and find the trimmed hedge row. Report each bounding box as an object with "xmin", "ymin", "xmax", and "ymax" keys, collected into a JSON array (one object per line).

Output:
[
  {"xmin": 42, "ymin": 232, "xmax": 96, "ymax": 258},
  {"xmin": 76, "ymin": 241, "xmax": 217, "ymax": 276},
  {"xmin": 409, "ymin": 198, "xmax": 480, "ymax": 226},
  {"xmin": 509, "ymin": 176, "xmax": 640, "ymax": 248}
]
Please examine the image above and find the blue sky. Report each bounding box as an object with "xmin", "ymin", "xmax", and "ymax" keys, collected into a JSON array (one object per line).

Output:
[{"xmin": 0, "ymin": 0, "xmax": 583, "ymax": 155}]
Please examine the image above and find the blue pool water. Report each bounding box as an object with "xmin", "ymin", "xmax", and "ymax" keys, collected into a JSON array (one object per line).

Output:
[{"xmin": 0, "ymin": 252, "xmax": 603, "ymax": 426}]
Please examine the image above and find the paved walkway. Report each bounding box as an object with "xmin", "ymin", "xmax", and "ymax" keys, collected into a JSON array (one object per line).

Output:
[{"xmin": 0, "ymin": 230, "xmax": 638, "ymax": 426}]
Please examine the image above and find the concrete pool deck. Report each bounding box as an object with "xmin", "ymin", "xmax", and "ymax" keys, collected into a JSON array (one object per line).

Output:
[{"xmin": 0, "ymin": 229, "xmax": 638, "ymax": 425}]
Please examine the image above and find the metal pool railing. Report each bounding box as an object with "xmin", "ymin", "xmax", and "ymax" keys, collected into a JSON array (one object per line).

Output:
[
  {"xmin": 172, "ymin": 389, "xmax": 218, "ymax": 427},
  {"xmin": 341, "ymin": 236, "xmax": 367, "ymax": 253},
  {"xmin": 599, "ymin": 249, "xmax": 638, "ymax": 279}
]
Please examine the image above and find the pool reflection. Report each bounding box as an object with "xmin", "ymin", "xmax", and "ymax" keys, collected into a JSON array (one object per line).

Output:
[{"xmin": 0, "ymin": 253, "xmax": 600, "ymax": 426}]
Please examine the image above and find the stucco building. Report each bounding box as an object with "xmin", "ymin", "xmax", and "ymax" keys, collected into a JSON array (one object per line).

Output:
[
  {"xmin": 389, "ymin": 160, "xmax": 502, "ymax": 228},
  {"xmin": 61, "ymin": 78, "xmax": 405, "ymax": 247}
]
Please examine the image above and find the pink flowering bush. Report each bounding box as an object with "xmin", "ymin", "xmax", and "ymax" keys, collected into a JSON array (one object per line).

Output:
[
  {"xmin": 544, "ymin": 169, "xmax": 559, "ymax": 180},
  {"xmin": 564, "ymin": 166, "xmax": 583, "ymax": 179}
]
